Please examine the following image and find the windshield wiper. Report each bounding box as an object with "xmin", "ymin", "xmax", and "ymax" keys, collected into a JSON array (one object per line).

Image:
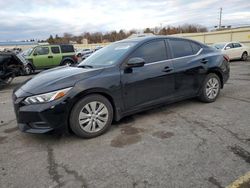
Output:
[{"xmin": 78, "ymin": 65, "xmax": 94, "ymax": 68}]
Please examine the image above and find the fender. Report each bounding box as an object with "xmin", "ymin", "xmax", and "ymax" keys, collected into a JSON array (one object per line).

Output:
[
  {"xmin": 60, "ymin": 56, "xmax": 76, "ymax": 65},
  {"xmin": 70, "ymin": 87, "xmax": 122, "ymax": 121}
]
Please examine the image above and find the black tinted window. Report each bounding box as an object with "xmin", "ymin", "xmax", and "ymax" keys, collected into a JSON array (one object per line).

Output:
[
  {"xmin": 169, "ymin": 39, "xmax": 193, "ymax": 58},
  {"xmin": 130, "ymin": 40, "xmax": 167, "ymax": 63},
  {"xmin": 190, "ymin": 42, "xmax": 201, "ymax": 54},
  {"xmin": 233, "ymin": 43, "xmax": 242, "ymax": 48},
  {"xmin": 51, "ymin": 46, "xmax": 60, "ymax": 54},
  {"xmin": 34, "ymin": 47, "xmax": 49, "ymax": 55},
  {"xmin": 60, "ymin": 45, "xmax": 74, "ymax": 53}
]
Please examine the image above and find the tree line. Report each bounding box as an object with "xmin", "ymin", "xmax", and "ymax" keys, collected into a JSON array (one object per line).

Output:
[{"xmin": 47, "ymin": 24, "xmax": 208, "ymax": 44}]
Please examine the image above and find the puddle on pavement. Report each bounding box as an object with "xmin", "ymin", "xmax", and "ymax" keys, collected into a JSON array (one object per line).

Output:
[
  {"xmin": 120, "ymin": 125, "xmax": 145, "ymax": 135},
  {"xmin": 110, "ymin": 134, "xmax": 142, "ymax": 148},
  {"xmin": 4, "ymin": 126, "xmax": 18, "ymax": 134},
  {"xmin": 0, "ymin": 136, "xmax": 7, "ymax": 144},
  {"xmin": 152, "ymin": 131, "xmax": 174, "ymax": 139},
  {"xmin": 110, "ymin": 124, "xmax": 144, "ymax": 148}
]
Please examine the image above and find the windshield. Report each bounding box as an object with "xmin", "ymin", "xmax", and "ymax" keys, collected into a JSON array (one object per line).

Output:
[
  {"xmin": 78, "ymin": 42, "xmax": 136, "ymax": 67},
  {"xmin": 212, "ymin": 43, "xmax": 226, "ymax": 50},
  {"xmin": 22, "ymin": 48, "xmax": 34, "ymax": 56}
]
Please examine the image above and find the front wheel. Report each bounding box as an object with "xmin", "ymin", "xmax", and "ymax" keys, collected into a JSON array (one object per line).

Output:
[
  {"xmin": 70, "ymin": 94, "xmax": 113, "ymax": 138},
  {"xmin": 198, "ymin": 73, "xmax": 221, "ymax": 103},
  {"xmin": 25, "ymin": 64, "xmax": 34, "ymax": 75}
]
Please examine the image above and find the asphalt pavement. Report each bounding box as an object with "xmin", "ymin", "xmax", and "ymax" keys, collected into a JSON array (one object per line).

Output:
[{"xmin": 0, "ymin": 61, "xmax": 250, "ymax": 188}]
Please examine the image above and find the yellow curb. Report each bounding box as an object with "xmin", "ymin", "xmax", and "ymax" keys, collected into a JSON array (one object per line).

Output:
[{"xmin": 226, "ymin": 171, "xmax": 250, "ymax": 188}]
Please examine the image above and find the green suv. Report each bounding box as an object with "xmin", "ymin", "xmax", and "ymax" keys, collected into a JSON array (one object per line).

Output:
[{"xmin": 23, "ymin": 44, "xmax": 77, "ymax": 74}]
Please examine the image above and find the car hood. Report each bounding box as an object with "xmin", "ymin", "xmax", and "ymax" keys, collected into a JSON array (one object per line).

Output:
[{"xmin": 19, "ymin": 66, "xmax": 103, "ymax": 95}]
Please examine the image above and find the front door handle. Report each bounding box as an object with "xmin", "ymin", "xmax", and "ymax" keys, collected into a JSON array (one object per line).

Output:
[
  {"xmin": 162, "ymin": 66, "xmax": 173, "ymax": 73},
  {"xmin": 201, "ymin": 59, "xmax": 208, "ymax": 64},
  {"xmin": 48, "ymin": 56, "xmax": 53, "ymax": 58}
]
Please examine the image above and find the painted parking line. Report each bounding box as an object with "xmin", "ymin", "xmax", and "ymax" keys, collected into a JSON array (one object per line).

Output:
[{"xmin": 226, "ymin": 171, "xmax": 250, "ymax": 188}]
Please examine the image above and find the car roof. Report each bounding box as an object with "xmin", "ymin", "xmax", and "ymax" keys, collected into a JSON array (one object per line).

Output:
[
  {"xmin": 34, "ymin": 44, "xmax": 73, "ymax": 47},
  {"xmin": 214, "ymin": 41, "xmax": 241, "ymax": 45},
  {"xmin": 119, "ymin": 35, "xmax": 206, "ymax": 46},
  {"xmin": 213, "ymin": 42, "xmax": 227, "ymax": 45}
]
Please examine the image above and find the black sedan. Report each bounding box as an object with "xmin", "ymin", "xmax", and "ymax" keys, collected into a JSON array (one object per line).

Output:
[{"xmin": 13, "ymin": 36, "xmax": 230, "ymax": 138}]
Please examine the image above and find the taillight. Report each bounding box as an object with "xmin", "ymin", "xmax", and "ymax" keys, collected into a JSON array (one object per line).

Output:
[{"xmin": 223, "ymin": 55, "xmax": 230, "ymax": 62}]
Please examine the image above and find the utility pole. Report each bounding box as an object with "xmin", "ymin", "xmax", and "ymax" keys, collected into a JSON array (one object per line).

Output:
[{"xmin": 219, "ymin": 7, "xmax": 222, "ymax": 29}]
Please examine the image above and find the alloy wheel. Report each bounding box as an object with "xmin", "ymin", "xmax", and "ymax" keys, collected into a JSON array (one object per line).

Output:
[
  {"xmin": 206, "ymin": 78, "xmax": 219, "ymax": 99},
  {"xmin": 78, "ymin": 101, "xmax": 109, "ymax": 133}
]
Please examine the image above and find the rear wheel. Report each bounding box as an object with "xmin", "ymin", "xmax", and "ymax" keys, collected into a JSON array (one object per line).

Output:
[
  {"xmin": 70, "ymin": 94, "xmax": 113, "ymax": 138},
  {"xmin": 241, "ymin": 52, "xmax": 248, "ymax": 61},
  {"xmin": 61, "ymin": 59, "xmax": 74, "ymax": 66},
  {"xmin": 199, "ymin": 73, "xmax": 221, "ymax": 103}
]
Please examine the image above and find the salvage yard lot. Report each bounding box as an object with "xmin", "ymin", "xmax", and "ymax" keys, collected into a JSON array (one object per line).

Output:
[{"xmin": 0, "ymin": 61, "xmax": 250, "ymax": 188}]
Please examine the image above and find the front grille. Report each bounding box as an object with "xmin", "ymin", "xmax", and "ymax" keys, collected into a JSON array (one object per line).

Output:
[{"xmin": 29, "ymin": 122, "xmax": 50, "ymax": 129}]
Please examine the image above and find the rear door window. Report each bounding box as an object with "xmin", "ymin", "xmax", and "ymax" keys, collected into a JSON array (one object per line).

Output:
[
  {"xmin": 60, "ymin": 45, "xmax": 74, "ymax": 53},
  {"xmin": 130, "ymin": 40, "xmax": 168, "ymax": 64},
  {"xmin": 51, "ymin": 46, "xmax": 60, "ymax": 54},
  {"xmin": 233, "ymin": 43, "xmax": 242, "ymax": 48},
  {"xmin": 169, "ymin": 39, "xmax": 193, "ymax": 58}
]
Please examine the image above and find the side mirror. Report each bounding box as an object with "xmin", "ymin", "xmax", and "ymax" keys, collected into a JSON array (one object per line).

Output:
[
  {"xmin": 33, "ymin": 52, "xmax": 37, "ymax": 56},
  {"xmin": 127, "ymin": 57, "xmax": 145, "ymax": 68},
  {"xmin": 225, "ymin": 46, "xmax": 231, "ymax": 50}
]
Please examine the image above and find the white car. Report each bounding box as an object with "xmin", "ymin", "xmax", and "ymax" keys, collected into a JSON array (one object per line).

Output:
[{"xmin": 212, "ymin": 42, "xmax": 249, "ymax": 61}]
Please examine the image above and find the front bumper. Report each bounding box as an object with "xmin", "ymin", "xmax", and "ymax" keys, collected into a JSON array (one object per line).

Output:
[{"xmin": 12, "ymin": 92, "xmax": 70, "ymax": 134}]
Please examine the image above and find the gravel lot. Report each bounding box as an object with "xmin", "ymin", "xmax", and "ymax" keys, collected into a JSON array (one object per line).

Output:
[{"xmin": 0, "ymin": 61, "xmax": 250, "ymax": 188}]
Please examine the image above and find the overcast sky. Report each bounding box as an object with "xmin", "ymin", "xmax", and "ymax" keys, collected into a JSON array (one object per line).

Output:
[{"xmin": 0, "ymin": 0, "xmax": 249, "ymax": 41}]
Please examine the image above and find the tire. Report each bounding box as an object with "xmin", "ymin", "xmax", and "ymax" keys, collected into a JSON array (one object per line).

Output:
[
  {"xmin": 70, "ymin": 94, "xmax": 113, "ymax": 138},
  {"xmin": 61, "ymin": 59, "xmax": 74, "ymax": 66},
  {"xmin": 241, "ymin": 52, "xmax": 248, "ymax": 61},
  {"xmin": 198, "ymin": 73, "xmax": 221, "ymax": 103},
  {"xmin": 25, "ymin": 64, "xmax": 34, "ymax": 75}
]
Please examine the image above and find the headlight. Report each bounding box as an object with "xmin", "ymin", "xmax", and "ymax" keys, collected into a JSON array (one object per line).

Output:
[{"xmin": 24, "ymin": 87, "xmax": 72, "ymax": 105}]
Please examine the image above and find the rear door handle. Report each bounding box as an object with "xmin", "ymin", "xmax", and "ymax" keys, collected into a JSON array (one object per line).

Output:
[
  {"xmin": 201, "ymin": 59, "xmax": 208, "ymax": 64},
  {"xmin": 48, "ymin": 56, "xmax": 53, "ymax": 58},
  {"xmin": 162, "ymin": 66, "xmax": 173, "ymax": 73}
]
